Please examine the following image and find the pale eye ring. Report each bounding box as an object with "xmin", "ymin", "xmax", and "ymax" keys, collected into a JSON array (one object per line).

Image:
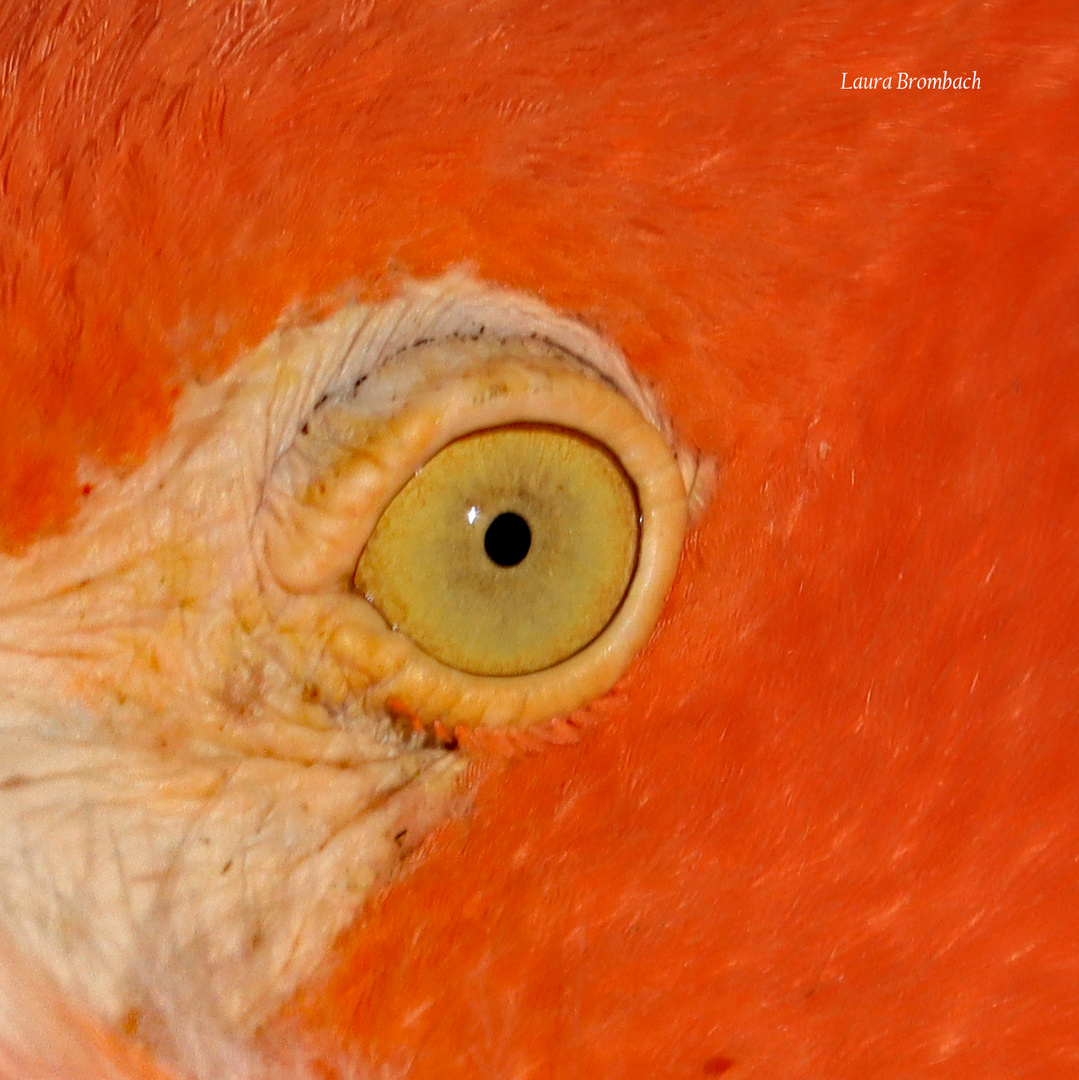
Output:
[{"xmin": 261, "ymin": 335, "xmax": 688, "ymax": 728}]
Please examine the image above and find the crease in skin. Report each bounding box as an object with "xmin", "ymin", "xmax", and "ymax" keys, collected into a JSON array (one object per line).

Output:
[{"xmin": 0, "ymin": 273, "xmax": 706, "ymax": 1079}]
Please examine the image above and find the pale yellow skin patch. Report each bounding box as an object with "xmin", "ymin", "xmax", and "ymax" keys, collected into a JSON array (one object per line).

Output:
[{"xmin": 0, "ymin": 274, "xmax": 704, "ymax": 1079}]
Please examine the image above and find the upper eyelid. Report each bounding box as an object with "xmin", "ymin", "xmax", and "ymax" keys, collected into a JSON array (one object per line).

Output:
[
  {"xmin": 261, "ymin": 274, "xmax": 637, "ymax": 457},
  {"xmin": 260, "ymin": 273, "xmax": 705, "ymax": 510}
]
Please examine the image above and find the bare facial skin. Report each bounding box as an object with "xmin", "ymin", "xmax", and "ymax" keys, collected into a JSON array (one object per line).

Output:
[{"xmin": 0, "ymin": 275, "xmax": 700, "ymax": 1078}]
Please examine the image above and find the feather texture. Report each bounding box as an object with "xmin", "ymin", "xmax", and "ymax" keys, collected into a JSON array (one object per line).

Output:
[{"xmin": 0, "ymin": 1, "xmax": 1077, "ymax": 1077}]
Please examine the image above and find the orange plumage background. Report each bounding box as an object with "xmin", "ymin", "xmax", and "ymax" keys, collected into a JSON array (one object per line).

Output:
[{"xmin": 2, "ymin": 1, "xmax": 1078, "ymax": 1077}]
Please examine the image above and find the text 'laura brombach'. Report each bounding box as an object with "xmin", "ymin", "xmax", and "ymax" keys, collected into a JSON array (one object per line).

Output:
[{"xmin": 840, "ymin": 71, "xmax": 981, "ymax": 90}]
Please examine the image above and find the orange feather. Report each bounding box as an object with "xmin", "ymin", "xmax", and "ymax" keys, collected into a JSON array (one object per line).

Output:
[{"xmin": 1, "ymin": 2, "xmax": 1077, "ymax": 1077}]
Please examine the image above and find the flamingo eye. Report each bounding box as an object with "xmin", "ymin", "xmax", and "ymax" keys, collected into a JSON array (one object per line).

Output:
[
  {"xmin": 355, "ymin": 423, "xmax": 640, "ymax": 677},
  {"xmin": 261, "ymin": 332, "xmax": 691, "ymax": 729}
]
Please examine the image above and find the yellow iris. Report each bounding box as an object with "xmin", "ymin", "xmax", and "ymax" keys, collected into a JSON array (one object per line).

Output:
[{"xmin": 354, "ymin": 425, "xmax": 640, "ymax": 676}]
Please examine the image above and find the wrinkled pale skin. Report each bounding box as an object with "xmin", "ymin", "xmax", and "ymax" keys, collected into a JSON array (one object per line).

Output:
[{"xmin": 0, "ymin": 276, "xmax": 700, "ymax": 1076}]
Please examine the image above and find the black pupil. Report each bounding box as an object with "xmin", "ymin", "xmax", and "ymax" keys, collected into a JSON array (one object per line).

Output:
[{"xmin": 484, "ymin": 512, "xmax": 532, "ymax": 567}]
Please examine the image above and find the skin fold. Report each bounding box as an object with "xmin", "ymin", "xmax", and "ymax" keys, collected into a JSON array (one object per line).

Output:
[{"xmin": 1, "ymin": 1, "xmax": 1077, "ymax": 1077}]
